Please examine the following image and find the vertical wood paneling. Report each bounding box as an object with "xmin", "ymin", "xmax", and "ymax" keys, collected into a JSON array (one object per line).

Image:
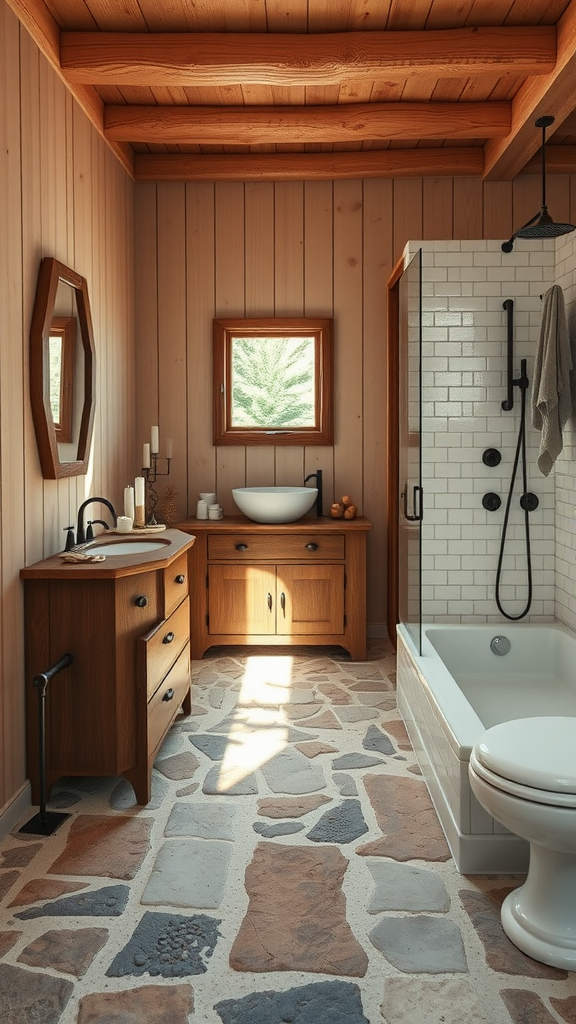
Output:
[
  {"xmin": 333, "ymin": 179, "xmax": 364, "ymax": 508},
  {"xmin": 0, "ymin": 3, "xmax": 134, "ymax": 824},
  {"xmin": 453, "ymin": 177, "xmax": 483, "ymax": 239},
  {"xmin": 186, "ymin": 181, "xmax": 215, "ymax": 508},
  {"xmin": 0, "ymin": 3, "xmax": 26, "ymax": 801},
  {"xmin": 423, "ymin": 177, "xmax": 454, "ymax": 239},
  {"xmin": 393, "ymin": 178, "xmax": 424, "ymax": 261},
  {"xmin": 215, "ymin": 182, "xmax": 246, "ymax": 512},
  {"xmin": 303, "ymin": 179, "xmax": 334, "ymax": 504},
  {"xmin": 483, "ymin": 180, "xmax": 513, "ymax": 239},
  {"xmin": 245, "ymin": 181, "xmax": 275, "ymax": 486},
  {"xmin": 135, "ymin": 183, "xmax": 159, "ymax": 481},
  {"xmin": 275, "ymin": 181, "xmax": 304, "ymax": 315},
  {"xmin": 363, "ymin": 178, "xmax": 393, "ymax": 631},
  {"xmin": 157, "ymin": 184, "xmax": 188, "ymax": 522}
]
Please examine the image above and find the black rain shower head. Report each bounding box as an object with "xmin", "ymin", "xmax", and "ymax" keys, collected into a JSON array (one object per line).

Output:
[{"xmin": 501, "ymin": 115, "xmax": 576, "ymax": 253}]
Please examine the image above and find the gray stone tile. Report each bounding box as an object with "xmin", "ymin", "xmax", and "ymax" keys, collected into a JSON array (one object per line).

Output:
[
  {"xmin": 369, "ymin": 916, "xmax": 467, "ymax": 974},
  {"xmin": 333, "ymin": 773, "xmax": 358, "ymax": 796},
  {"xmin": 14, "ymin": 885, "xmax": 129, "ymax": 920},
  {"xmin": 0, "ymin": 963, "xmax": 73, "ymax": 1023},
  {"xmin": 363, "ymin": 725, "xmax": 397, "ymax": 755},
  {"xmin": 260, "ymin": 748, "xmax": 326, "ymax": 794},
  {"xmin": 165, "ymin": 802, "xmax": 237, "ymax": 840},
  {"xmin": 334, "ymin": 707, "xmax": 380, "ymax": 722},
  {"xmin": 253, "ymin": 820, "xmax": 305, "ymax": 837},
  {"xmin": 106, "ymin": 911, "xmax": 221, "ymax": 977},
  {"xmin": 306, "ymin": 799, "xmax": 368, "ymax": 844},
  {"xmin": 215, "ymin": 980, "xmax": 370, "ymax": 1024},
  {"xmin": 189, "ymin": 734, "xmax": 229, "ymax": 760},
  {"xmin": 202, "ymin": 766, "xmax": 259, "ymax": 795},
  {"xmin": 367, "ymin": 862, "xmax": 450, "ymax": 913},
  {"xmin": 332, "ymin": 753, "xmax": 385, "ymax": 770},
  {"xmin": 141, "ymin": 839, "xmax": 232, "ymax": 909}
]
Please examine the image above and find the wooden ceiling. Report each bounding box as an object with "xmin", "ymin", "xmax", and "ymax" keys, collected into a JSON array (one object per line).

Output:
[{"xmin": 8, "ymin": 0, "xmax": 576, "ymax": 182}]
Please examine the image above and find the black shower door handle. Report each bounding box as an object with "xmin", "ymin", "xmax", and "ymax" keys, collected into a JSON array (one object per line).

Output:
[{"xmin": 403, "ymin": 484, "xmax": 423, "ymax": 522}]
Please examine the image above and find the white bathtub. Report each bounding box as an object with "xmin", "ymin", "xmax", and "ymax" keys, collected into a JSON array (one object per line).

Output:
[{"xmin": 396, "ymin": 621, "xmax": 576, "ymax": 874}]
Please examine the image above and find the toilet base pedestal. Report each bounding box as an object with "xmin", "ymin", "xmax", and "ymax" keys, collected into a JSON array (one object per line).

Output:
[{"xmin": 501, "ymin": 844, "xmax": 576, "ymax": 972}]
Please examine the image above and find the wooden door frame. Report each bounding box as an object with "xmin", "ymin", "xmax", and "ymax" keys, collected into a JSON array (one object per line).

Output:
[{"xmin": 385, "ymin": 255, "xmax": 405, "ymax": 647}]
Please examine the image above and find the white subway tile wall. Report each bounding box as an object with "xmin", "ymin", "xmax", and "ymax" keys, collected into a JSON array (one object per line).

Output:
[{"xmin": 405, "ymin": 239, "xmax": 557, "ymax": 624}]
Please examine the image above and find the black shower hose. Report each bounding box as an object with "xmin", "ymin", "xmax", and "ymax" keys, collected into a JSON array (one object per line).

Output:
[{"xmin": 495, "ymin": 376, "xmax": 533, "ymax": 620}]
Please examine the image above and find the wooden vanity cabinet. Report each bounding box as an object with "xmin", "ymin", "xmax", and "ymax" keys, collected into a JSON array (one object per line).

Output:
[
  {"xmin": 21, "ymin": 532, "xmax": 195, "ymax": 806},
  {"xmin": 178, "ymin": 516, "xmax": 371, "ymax": 660}
]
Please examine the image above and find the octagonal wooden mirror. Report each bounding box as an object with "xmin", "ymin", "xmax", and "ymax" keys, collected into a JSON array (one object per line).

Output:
[{"xmin": 30, "ymin": 257, "xmax": 96, "ymax": 479}]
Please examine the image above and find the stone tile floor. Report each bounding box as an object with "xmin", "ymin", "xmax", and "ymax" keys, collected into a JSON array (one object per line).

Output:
[{"xmin": 1, "ymin": 639, "xmax": 576, "ymax": 1023}]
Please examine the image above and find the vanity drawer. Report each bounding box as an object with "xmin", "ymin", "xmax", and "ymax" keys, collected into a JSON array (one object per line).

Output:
[
  {"xmin": 147, "ymin": 642, "xmax": 191, "ymax": 755},
  {"xmin": 208, "ymin": 533, "xmax": 345, "ymax": 561},
  {"xmin": 141, "ymin": 596, "xmax": 190, "ymax": 701},
  {"xmin": 164, "ymin": 552, "xmax": 189, "ymax": 616}
]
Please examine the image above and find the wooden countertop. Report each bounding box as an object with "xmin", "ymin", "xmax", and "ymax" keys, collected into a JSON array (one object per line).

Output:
[
  {"xmin": 20, "ymin": 528, "xmax": 195, "ymax": 580},
  {"xmin": 177, "ymin": 515, "xmax": 372, "ymax": 533}
]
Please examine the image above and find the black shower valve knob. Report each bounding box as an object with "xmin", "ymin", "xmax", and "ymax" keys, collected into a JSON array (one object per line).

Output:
[
  {"xmin": 482, "ymin": 448, "xmax": 502, "ymax": 468},
  {"xmin": 520, "ymin": 493, "xmax": 539, "ymax": 512},
  {"xmin": 482, "ymin": 492, "xmax": 501, "ymax": 512}
]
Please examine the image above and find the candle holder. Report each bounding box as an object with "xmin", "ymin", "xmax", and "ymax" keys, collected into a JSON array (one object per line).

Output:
[{"xmin": 142, "ymin": 453, "xmax": 171, "ymax": 525}]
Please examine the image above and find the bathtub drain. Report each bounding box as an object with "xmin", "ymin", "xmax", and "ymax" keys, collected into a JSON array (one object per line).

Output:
[{"xmin": 490, "ymin": 635, "xmax": 511, "ymax": 656}]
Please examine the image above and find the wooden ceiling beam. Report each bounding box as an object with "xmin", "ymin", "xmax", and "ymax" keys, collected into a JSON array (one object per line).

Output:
[
  {"xmin": 520, "ymin": 145, "xmax": 576, "ymax": 174},
  {"xmin": 61, "ymin": 27, "xmax": 556, "ymax": 87},
  {"xmin": 483, "ymin": 0, "xmax": 576, "ymax": 180},
  {"xmin": 134, "ymin": 148, "xmax": 484, "ymax": 182},
  {"xmin": 104, "ymin": 101, "xmax": 510, "ymax": 145}
]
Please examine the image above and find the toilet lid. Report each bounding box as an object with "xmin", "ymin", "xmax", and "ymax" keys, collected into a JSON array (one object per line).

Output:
[{"xmin": 473, "ymin": 717, "xmax": 576, "ymax": 795}]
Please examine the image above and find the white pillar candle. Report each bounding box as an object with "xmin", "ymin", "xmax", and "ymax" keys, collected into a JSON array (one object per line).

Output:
[
  {"xmin": 166, "ymin": 437, "xmax": 173, "ymax": 459},
  {"xmin": 124, "ymin": 485, "xmax": 135, "ymax": 520},
  {"xmin": 135, "ymin": 476, "xmax": 145, "ymax": 507},
  {"xmin": 143, "ymin": 443, "xmax": 151, "ymax": 469},
  {"xmin": 151, "ymin": 425, "xmax": 159, "ymax": 454}
]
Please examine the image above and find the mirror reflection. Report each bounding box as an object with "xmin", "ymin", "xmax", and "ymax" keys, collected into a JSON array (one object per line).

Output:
[{"xmin": 30, "ymin": 258, "xmax": 95, "ymax": 479}]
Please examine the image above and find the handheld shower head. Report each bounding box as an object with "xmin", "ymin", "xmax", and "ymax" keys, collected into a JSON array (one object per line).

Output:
[{"xmin": 501, "ymin": 116, "xmax": 575, "ymax": 253}]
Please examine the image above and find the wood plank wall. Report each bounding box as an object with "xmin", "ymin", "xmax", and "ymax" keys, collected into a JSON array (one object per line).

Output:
[
  {"xmin": 134, "ymin": 172, "xmax": 575, "ymax": 638},
  {"xmin": 0, "ymin": 1, "xmax": 134, "ymax": 823}
]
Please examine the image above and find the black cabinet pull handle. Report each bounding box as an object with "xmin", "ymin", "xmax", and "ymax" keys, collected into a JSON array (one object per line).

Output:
[
  {"xmin": 305, "ymin": 542, "xmax": 318, "ymax": 551},
  {"xmin": 163, "ymin": 631, "xmax": 175, "ymax": 644},
  {"xmin": 163, "ymin": 687, "xmax": 175, "ymax": 702},
  {"xmin": 235, "ymin": 543, "xmax": 248, "ymax": 551},
  {"xmin": 280, "ymin": 592, "xmax": 286, "ymax": 611},
  {"xmin": 267, "ymin": 592, "xmax": 272, "ymax": 610},
  {"xmin": 135, "ymin": 595, "xmax": 148, "ymax": 607},
  {"xmin": 175, "ymin": 574, "xmax": 185, "ymax": 584}
]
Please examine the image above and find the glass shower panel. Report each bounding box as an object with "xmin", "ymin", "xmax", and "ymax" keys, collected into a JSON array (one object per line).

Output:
[{"xmin": 398, "ymin": 249, "xmax": 422, "ymax": 654}]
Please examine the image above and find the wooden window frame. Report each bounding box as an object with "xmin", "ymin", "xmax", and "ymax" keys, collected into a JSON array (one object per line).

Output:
[{"xmin": 213, "ymin": 317, "xmax": 333, "ymax": 446}]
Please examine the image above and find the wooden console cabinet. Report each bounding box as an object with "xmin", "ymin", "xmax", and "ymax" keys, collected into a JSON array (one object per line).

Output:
[
  {"xmin": 178, "ymin": 516, "xmax": 372, "ymax": 661},
  {"xmin": 20, "ymin": 530, "xmax": 195, "ymax": 805}
]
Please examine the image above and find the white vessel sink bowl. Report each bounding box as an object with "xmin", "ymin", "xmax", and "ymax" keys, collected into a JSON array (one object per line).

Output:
[
  {"xmin": 232, "ymin": 486, "xmax": 317, "ymax": 523},
  {"xmin": 85, "ymin": 538, "xmax": 170, "ymax": 556}
]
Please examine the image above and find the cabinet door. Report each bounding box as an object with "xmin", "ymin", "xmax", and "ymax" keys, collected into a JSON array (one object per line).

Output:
[
  {"xmin": 209, "ymin": 564, "xmax": 276, "ymax": 635},
  {"xmin": 277, "ymin": 564, "xmax": 345, "ymax": 635}
]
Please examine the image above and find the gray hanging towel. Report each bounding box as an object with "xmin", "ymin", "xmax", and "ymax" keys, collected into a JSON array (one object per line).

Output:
[{"xmin": 531, "ymin": 284, "xmax": 573, "ymax": 476}]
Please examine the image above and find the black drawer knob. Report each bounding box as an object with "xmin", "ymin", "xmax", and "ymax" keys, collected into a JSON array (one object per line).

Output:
[
  {"xmin": 162, "ymin": 687, "xmax": 175, "ymax": 702},
  {"xmin": 135, "ymin": 595, "xmax": 148, "ymax": 608},
  {"xmin": 175, "ymin": 573, "xmax": 185, "ymax": 584},
  {"xmin": 305, "ymin": 542, "xmax": 319, "ymax": 551},
  {"xmin": 162, "ymin": 631, "xmax": 175, "ymax": 644},
  {"xmin": 235, "ymin": 543, "xmax": 248, "ymax": 551}
]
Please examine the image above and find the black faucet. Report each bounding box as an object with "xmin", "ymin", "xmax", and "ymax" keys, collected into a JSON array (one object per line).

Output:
[
  {"xmin": 304, "ymin": 470, "xmax": 323, "ymax": 517},
  {"xmin": 76, "ymin": 498, "xmax": 117, "ymax": 545}
]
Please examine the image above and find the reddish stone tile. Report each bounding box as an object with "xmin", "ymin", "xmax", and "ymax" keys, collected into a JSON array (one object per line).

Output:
[
  {"xmin": 295, "ymin": 709, "xmax": 342, "ymax": 729},
  {"xmin": 154, "ymin": 751, "xmax": 200, "ymax": 780},
  {"xmin": 0, "ymin": 931, "xmax": 21, "ymax": 956},
  {"xmin": 551, "ymin": 996, "xmax": 576, "ymax": 1023},
  {"xmin": 257, "ymin": 795, "xmax": 332, "ymax": 818},
  {"xmin": 77, "ymin": 983, "xmax": 193, "ymax": 1022},
  {"xmin": 9, "ymin": 878, "xmax": 89, "ymax": 908},
  {"xmin": 284, "ymin": 703, "xmax": 324, "ymax": 720},
  {"xmin": 295, "ymin": 741, "xmax": 339, "ymax": 758},
  {"xmin": 383, "ymin": 719, "xmax": 412, "ymax": 750},
  {"xmin": 500, "ymin": 988, "xmax": 562, "ymax": 1023},
  {"xmin": 357, "ymin": 776, "xmax": 451, "ymax": 861},
  {"xmin": 459, "ymin": 889, "xmax": 566, "ymax": 979},
  {"xmin": 0, "ymin": 843, "xmax": 42, "ymax": 867},
  {"xmin": 18, "ymin": 927, "xmax": 109, "ymax": 977},
  {"xmin": 0, "ymin": 869, "xmax": 19, "ymax": 899},
  {"xmin": 229, "ymin": 842, "xmax": 368, "ymax": 977},
  {"xmin": 316, "ymin": 683, "xmax": 353, "ymax": 704},
  {"xmin": 48, "ymin": 815, "xmax": 153, "ymax": 880},
  {"xmin": 0, "ymin": 963, "xmax": 73, "ymax": 1020}
]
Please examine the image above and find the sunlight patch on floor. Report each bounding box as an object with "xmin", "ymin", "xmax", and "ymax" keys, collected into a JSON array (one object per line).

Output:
[{"xmin": 216, "ymin": 655, "xmax": 294, "ymax": 791}]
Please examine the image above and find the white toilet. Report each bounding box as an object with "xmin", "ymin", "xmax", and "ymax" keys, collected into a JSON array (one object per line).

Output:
[{"xmin": 469, "ymin": 716, "xmax": 576, "ymax": 971}]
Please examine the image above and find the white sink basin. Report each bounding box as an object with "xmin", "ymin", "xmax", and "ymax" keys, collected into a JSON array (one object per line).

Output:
[
  {"xmin": 232, "ymin": 486, "xmax": 317, "ymax": 524},
  {"xmin": 85, "ymin": 538, "xmax": 170, "ymax": 556}
]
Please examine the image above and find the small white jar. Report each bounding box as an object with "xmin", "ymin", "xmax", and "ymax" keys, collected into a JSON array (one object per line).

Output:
[
  {"xmin": 196, "ymin": 499, "xmax": 208, "ymax": 520},
  {"xmin": 208, "ymin": 504, "xmax": 223, "ymax": 520}
]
